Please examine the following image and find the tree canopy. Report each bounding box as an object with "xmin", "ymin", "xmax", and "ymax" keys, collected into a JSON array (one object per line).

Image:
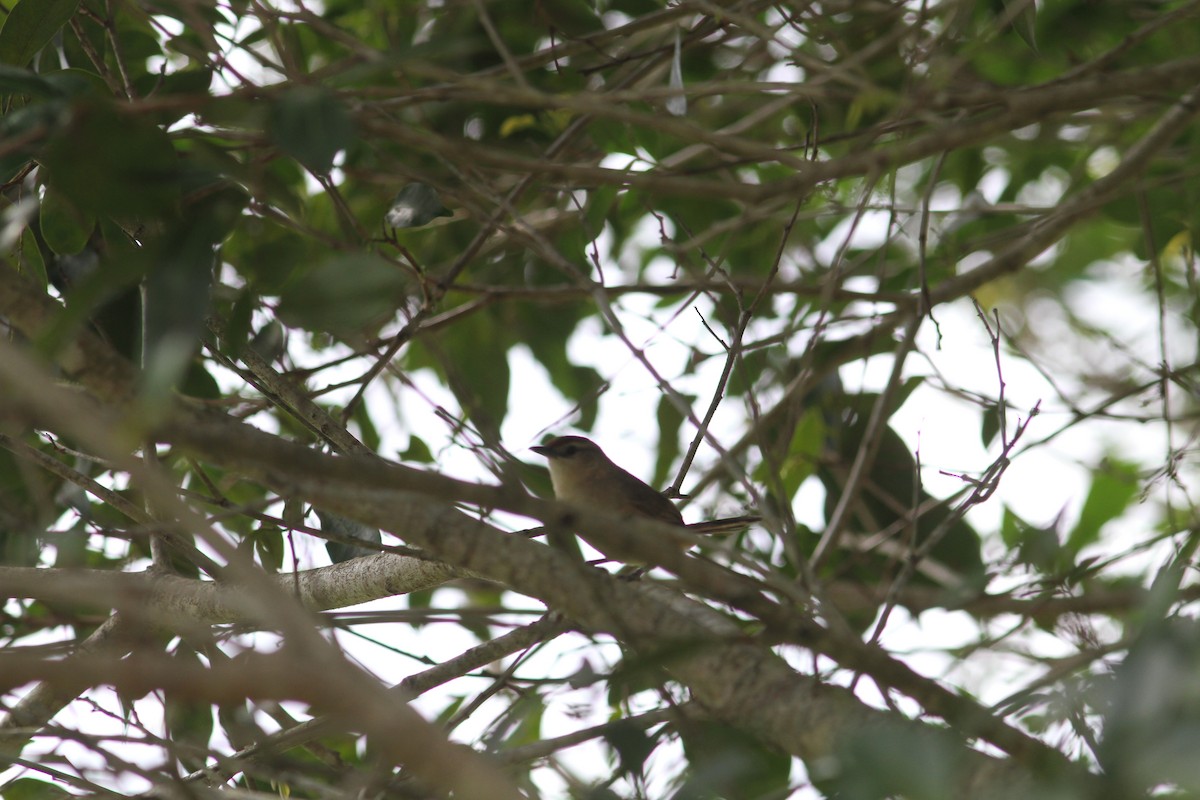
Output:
[{"xmin": 2, "ymin": 0, "xmax": 1199, "ymax": 798}]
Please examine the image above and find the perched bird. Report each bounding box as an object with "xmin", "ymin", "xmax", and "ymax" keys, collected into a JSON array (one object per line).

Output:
[{"xmin": 531, "ymin": 435, "xmax": 758, "ymax": 562}]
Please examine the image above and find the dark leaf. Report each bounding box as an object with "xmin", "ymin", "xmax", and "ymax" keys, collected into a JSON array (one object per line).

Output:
[
  {"xmin": 0, "ymin": 0, "xmax": 81, "ymax": 67},
  {"xmin": 42, "ymin": 98, "xmax": 181, "ymax": 216},
  {"xmin": 38, "ymin": 185, "xmax": 93, "ymax": 255},
  {"xmin": 267, "ymin": 86, "xmax": 354, "ymax": 173},
  {"xmin": 0, "ymin": 64, "xmax": 61, "ymax": 97},
  {"xmin": 317, "ymin": 509, "xmax": 382, "ymax": 563},
  {"xmin": 0, "ymin": 778, "xmax": 72, "ymax": 799},
  {"xmin": 277, "ymin": 253, "xmax": 410, "ymax": 337}
]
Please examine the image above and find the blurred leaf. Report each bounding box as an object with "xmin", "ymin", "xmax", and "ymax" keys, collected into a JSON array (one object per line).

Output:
[
  {"xmin": 385, "ymin": 182, "xmax": 451, "ymax": 229},
  {"xmin": 267, "ymin": 86, "xmax": 354, "ymax": 173},
  {"xmin": 416, "ymin": 310, "xmax": 511, "ymax": 432},
  {"xmin": 38, "ymin": 185, "xmax": 93, "ymax": 255},
  {"xmin": 179, "ymin": 360, "xmax": 221, "ymax": 399},
  {"xmin": 0, "ymin": 64, "xmax": 61, "ymax": 97},
  {"xmin": 0, "ymin": 0, "xmax": 81, "ymax": 67},
  {"xmin": 254, "ymin": 524, "xmax": 285, "ymax": 571},
  {"xmin": 1099, "ymin": 617, "xmax": 1200, "ymax": 795},
  {"xmin": 42, "ymin": 99, "xmax": 180, "ymax": 217},
  {"xmin": 217, "ymin": 699, "xmax": 265, "ymax": 752},
  {"xmin": 140, "ymin": 184, "xmax": 243, "ymax": 402},
  {"xmin": 277, "ymin": 253, "xmax": 410, "ymax": 337},
  {"xmin": 499, "ymin": 113, "xmax": 537, "ymax": 138},
  {"xmin": 400, "ymin": 434, "xmax": 434, "ymax": 463},
  {"xmin": 652, "ymin": 394, "xmax": 689, "ymax": 489},
  {"xmin": 349, "ymin": 400, "xmax": 381, "ymax": 452},
  {"xmin": 317, "ymin": 510, "xmax": 381, "ymax": 563},
  {"xmin": 604, "ymin": 719, "xmax": 658, "ymax": 783},
  {"xmin": 1003, "ymin": 507, "xmax": 1065, "ymax": 573},
  {"xmin": 0, "ymin": 778, "xmax": 72, "ymax": 799},
  {"xmin": 676, "ymin": 720, "xmax": 791, "ymax": 800},
  {"xmin": 536, "ymin": 0, "xmax": 603, "ymax": 37},
  {"xmin": 764, "ymin": 406, "xmax": 825, "ymax": 500},
  {"xmin": 821, "ymin": 720, "xmax": 965, "ymax": 800},
  {"xmin": 1066, "ymin": 457, "xmax": 1140, "ymax": 557},
  {"xmin": 1000, "ymin": 0, "xmax": 1038, "ymax": 51},
  {"xmin": 980, "ymin": 401, "xmax": 1002, "ymax": 448},
  {"xmin": 163, "ymin": 645, "xmax": 214, "ymax": 771}
]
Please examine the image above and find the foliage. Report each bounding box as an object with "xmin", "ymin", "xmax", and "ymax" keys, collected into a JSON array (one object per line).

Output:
[{"xmin": 1, "ymin": 0, "xmax": 1199, "ymax": 798}]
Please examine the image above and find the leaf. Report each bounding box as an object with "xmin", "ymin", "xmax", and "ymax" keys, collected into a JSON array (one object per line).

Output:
[
  {"xmin": 401, "ymin": 434, "xmax": 434, "ymax": 463},
  {"xmin": 677, "ymin": 720, "xmax": 792, "ymax": 800},
  {"xmin": 42, "ymin": 98, "xmax": 181, "ymax": 216},
  {"xmin": 773, "ymin": 406, "xmax": 825, "ymax": 499},
  {"xmin": 432, "ymin": 311, "xmax": 511, "ymax": 431},
  {"xmin": 384, "ymin": 182, "xmax": 451, "ymax": 229},
  {"xmin": 0, "ymin": 0, "xmax": 82, "ymax": 67},
  {"xmin": 0, "ymin": 778, "xmax": 72, "ymax": 799},
  {"xmin": 38, "ymin": 185, "xmax": 94, "ymax": 255},
  {"xmin": 821, "ymin": 720, "xmax": 965, "ymax": 799},
  {"xmin": 317, "ymin": 510, "xmax": 381, "ymax": 563},
  {"xmin": 980, "ymin": 400, "xmax": 1002, "ymax": 448},
  {"xmin": 1000, "ymin": 0, "xmax": 1038, "ymax": 51},
  {"xmin": 348, "ymin": 402, "xmax": 379, "ymax": 453},
  {"xmin": 0, "ymin": 64, "xmax": 61, "ymax": 97},
  {"xmin": 1066, "ymin": 457, "xmax": 1140, "ymax": 556},
  {"xmin": 179, "ymin": 360, "xmax": 221, "ymax": 400},
  {"xmin": 254, "ymin": 524, "xmax": 285, "ymax": 571},
  {"xmin": 267, "ymin": 86, "xmax": 354, "ymax": 173},
  {"xmin": 277, "ymin": 253, "xmax": 410, "ymax": 337},
  {"xmin": 0, "ymin": 101, "xmax": 63, "ymax": 183},
  {"xmin": 652, "ymin": 394, "xmax": 688, "ymax": 489},
  {"xmin": 499, "ymin": 113, "xmax": 537, "ymax": 138},
  {"xmin": 604, "ymin": 719, "xmax": 658, "ymax": 781},
  {"xmin": 141, "ymin": 213, "xmax": 222, "ymax": 401},
  {"xmin": 163, "ymin": 645, "xmax": 214, "ymax": 771}
]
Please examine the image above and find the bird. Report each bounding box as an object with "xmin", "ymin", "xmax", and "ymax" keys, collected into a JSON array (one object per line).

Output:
[{"xmin": 531, "ymin": 435, "xmax": 758, "ymax": 562}]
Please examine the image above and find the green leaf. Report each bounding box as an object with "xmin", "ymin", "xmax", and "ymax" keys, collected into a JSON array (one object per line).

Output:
[
  {"xmin": 385, "ymin": 182, "xmax": 451, "ymax": 229},
  {"xmin": 652, "ymin": 394, "xmax": 688, "ymax": 489},
  {"xmin": 267, "ymin": 86, "xmax": 354, "ymax": 173},
  {"xmin": 38, "ymin": 185, "xmax": 94, "ymax": 255},
  {"xmin": 0, "ymin": 99, "xmax": 64, "ymax": 182},
  {"xmin": 317, "ymin": 510, "xmax": 381, "ymax": 563},
  {"xmin": 277, "ymin": 253, "xmax": 410, "ymax": 336},
  {"xmin": 761, "ymin": 406, "xmax": 824, "ymax": 500},
  {"xmin": 141, "ymin": 215, "xmax": 220, "ymax": 401},
  {"xmin": 677, "ymin": 720, "xmax": 792, "ymax": 800},
  {"xmin": 1000, "ymin": 0, "xmax": 1038, "ymax": 51},
  {"xmin": 42, "ymin": 98, "xmax": 181, "ymax": 216},
  {"xmin": 0, "ymin": 778, "xmax": 72, "ymax": 799},
  {"xmin": 254, "ymin": 524, "xmax": 285, "ymax": 571},
  {"xmin": 429, "ymin": 311, "xmax": 511, "ymax": 431},
  {"xmin": 980, "ymin": 401, "xmax": 1002, "ymax": 448},
  {"xmin": 604, "ymin": 719, "xmax": 658, "ymax": 781},
  {"xmin": 0, "ymin": 0, "xmax": 82, "ymax": 67},
  {"xmin": 822, "ymin": 720, "xmax": 964, "ymax": 800},
  {"xmin": 179, "ymin": 360, "xmax": 221, "ymax": 400},
  {"xmin": 401, "ymin": 434, "xmax": 434, "ymax": 463},
  {"xmin": 163, "ymin": 645, "xmax": 214, "ymax": 770},
  {"xmin": 1066, "ymin": 457, "xmax": 1140, "ymax": 556},
  {"xmin": 349, "ymin": 400, "xmax": 381, "ymax": 452},
  {"xmin": 0, "ymin": 64, "xmax": 61, "ymax": 97}
]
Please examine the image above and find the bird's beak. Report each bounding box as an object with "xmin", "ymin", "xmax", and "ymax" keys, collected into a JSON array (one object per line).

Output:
[{"xmin": 531, "ymin": 445, "xmax": 551, "ymax": 456}]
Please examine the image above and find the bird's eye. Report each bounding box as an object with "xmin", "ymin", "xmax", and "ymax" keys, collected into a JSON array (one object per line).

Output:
[{"xmin": 562, "ymin": 445, "xmax": 577, "ymax": 456}]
